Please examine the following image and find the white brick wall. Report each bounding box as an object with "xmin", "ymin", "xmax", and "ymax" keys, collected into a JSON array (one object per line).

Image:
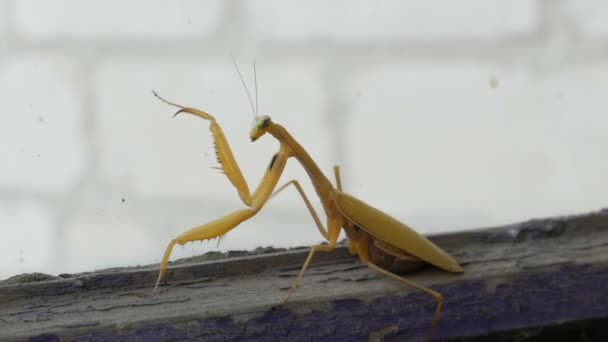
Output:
[
  {"xmin": 567, "ymin": 1, "xmax": 608, "ymax": 37},
  {"xmin": 13, "ymin": 0, "xmax": 222, "ymax": 41},
  {"xmin": 0, "ymin": 56, "xmax": 85, "ymax": 192},
  {"xmin": 1, "ymin": 1, "xmax": 607, "ymax": 279},
  {"xmin": 0, "ymin": 201, "xmax": 55, "ymax": 277},
  {"xmin": 250, "ymin": 0, "xmax": 536, "ymax": 40}
]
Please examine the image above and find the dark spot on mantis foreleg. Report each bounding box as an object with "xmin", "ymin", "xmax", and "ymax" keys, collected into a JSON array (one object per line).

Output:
[{"xmin": 269, "ymin": 153, "xmax": 278, "ymax": 170}]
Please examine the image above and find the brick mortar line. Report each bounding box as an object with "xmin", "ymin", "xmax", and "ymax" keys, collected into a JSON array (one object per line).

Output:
[{"xmin": 2, "ymin": 41, "xmax": 608, "ymax": 75}]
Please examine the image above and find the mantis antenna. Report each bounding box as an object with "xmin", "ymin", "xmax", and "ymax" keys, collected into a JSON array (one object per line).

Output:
[
  {"xmin": 254, "ymin": 59, "xmax": 259, "ymax": 116},
  {"xmin": 230, "ymin": 54, "xmax": 257, "ymax": 118}
]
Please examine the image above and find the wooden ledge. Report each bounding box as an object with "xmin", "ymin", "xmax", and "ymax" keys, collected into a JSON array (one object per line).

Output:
[{"xmin": 1, "ymin": 209, "xmax": 608, "ymax": 341}]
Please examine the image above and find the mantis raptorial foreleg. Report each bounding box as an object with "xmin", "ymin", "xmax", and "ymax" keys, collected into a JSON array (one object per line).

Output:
[
  {"xmin": 154, "ymin": 147, "xmax": 290, "ymax": 291},
  {"xmin": 155, "ymin": 209, "xmax": 256, "ymax": 290},
  {"xmin": 270, "ymin": 180, "xmax": 328, "ymax": 239},
  {"xmin": 153, "ymin": 91, "xmax": 255, "ymax": 205},
  {"xmin": 152, "ymin": 92, "xmax": 293, "ymax": 292}
]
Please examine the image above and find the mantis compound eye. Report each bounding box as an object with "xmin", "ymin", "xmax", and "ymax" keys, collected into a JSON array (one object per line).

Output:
[{"xmin": 256, "ymin": 116, "xmax": 271, "ymax": 129}]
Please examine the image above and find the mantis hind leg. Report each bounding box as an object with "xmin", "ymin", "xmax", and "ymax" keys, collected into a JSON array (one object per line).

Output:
[{"xmin": 356, "ymin": 240, "xmax": 443, "ymax": 342}]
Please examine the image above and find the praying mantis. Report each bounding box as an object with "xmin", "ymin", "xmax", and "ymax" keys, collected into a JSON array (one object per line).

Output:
[{"xmin": 152, "ymin": 59, "xmax": 463, "ymax": 341}]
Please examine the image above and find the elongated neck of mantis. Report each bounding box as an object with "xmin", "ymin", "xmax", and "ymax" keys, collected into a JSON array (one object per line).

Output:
[{"xmin": 270, "ymin": 124, "xmax": 336, "ymax": 205}]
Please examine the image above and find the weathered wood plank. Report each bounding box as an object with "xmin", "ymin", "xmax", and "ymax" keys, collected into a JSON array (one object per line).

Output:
[{"xmin": 1, "ymin": 209, "xmax": 607, "ymax": 341}]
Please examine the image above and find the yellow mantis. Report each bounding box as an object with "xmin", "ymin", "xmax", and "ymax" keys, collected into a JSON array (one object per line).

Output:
[{"xmin": 152, "ymin": 59, "xmax": 463, "ymax": 341}]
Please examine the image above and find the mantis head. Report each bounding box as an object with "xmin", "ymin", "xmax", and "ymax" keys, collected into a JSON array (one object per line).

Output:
[
  {"xmin": 229, "ymin": 56, "xmax": 271, "ymax": 142},
  {"xmin": 250, "ymin": 115, "xmax": 272, "ymax": 142}
]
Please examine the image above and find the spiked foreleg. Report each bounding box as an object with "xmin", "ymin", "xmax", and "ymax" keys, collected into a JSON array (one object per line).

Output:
[
  {"xmin": 152, "ymin": 92, "xmax": 251, "ymax": 204},
  {"xmin": 154, "ymin": 145, "xmax": 292, "ymax": 292},
  {"xmin": 154, "ymin": 209, "xmax": 255, "ymax": 292},
  {"xmin": 177, "ymin": 107, "xmax": 251, "ymax": 204}
]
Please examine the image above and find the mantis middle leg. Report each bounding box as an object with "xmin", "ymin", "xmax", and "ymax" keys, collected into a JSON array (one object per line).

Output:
[
  {"xmin": 283, "ymin": 218, "xmax": 342, "ymax": 304},
  {"xmin": 270, "ymin": 165, "xmax": 346, "ymax": 239},
  {"xmin": 270, "ymin": 180, "xmax": 328, "ymax": 239}
]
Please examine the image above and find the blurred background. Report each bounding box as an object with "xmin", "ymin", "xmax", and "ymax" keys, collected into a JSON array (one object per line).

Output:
[{"xmin": 1, "ymin": 1, "xmax": 607, "ymax": 280}]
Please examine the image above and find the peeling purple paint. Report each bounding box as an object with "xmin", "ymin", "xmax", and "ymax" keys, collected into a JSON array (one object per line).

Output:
[
  {"xmin": 88, "ymin": 332, "xmax": 136, "ymax": 342},
  {"xmin": 60, "ymin": 320, "xmax": 100, "ymax": 328},
  {"xmin": 29, "ymin": 263, "xmax": 602, "ymax": 341},
  {"xmin": 134, "ymin": 325, "xmax": 189, "ymax": 341},
  {"xmin": 28, "ymin": 334, "xmax": 60, "ymax": 342},
  {"xmin": 11, "ymin": 210, "xmax": 608, "ymax": 341}
]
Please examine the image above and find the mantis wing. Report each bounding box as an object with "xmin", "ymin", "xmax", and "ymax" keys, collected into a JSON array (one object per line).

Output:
[{"xmin": 335, "ymin": 192, "xmax": 463, "ymax": 273}]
